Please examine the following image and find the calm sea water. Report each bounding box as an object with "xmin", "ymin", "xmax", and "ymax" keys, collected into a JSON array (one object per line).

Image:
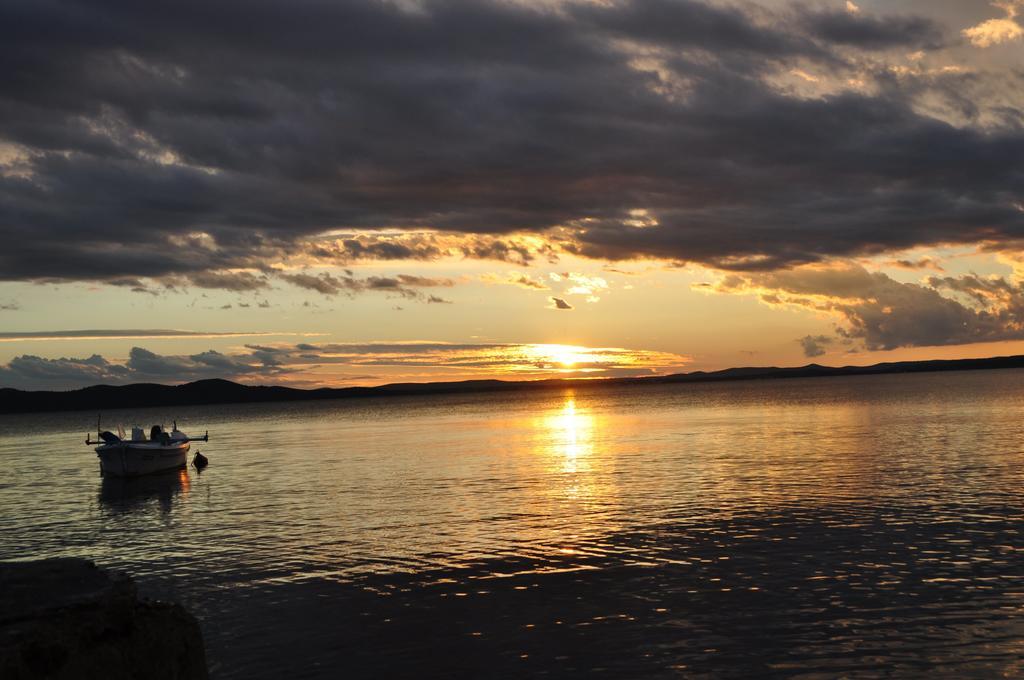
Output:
[{"xmin": 4, "ymin": 370, "xmax": 1024, "ymax": 677}]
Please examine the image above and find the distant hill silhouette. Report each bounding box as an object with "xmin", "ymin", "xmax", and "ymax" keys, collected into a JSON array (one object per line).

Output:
[{"xmin": 3, "ymin": 355, "xmax": 1024, "ymax": 414}]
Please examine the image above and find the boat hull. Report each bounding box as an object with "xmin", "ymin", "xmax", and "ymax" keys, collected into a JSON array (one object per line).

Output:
[{"xmin": 96, "ymin": 442, "xmax": 190, "ymax": 477}]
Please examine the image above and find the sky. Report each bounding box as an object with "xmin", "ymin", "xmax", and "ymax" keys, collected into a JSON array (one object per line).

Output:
[{"xmin": 2, "ymin": 0, "xmax": 1024, "ymax": 390}]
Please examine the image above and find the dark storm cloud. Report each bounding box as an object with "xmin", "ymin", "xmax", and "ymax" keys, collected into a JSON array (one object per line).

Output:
[
  {"xmin": 395, "ymin": 274, "xmax": 454, "ymax": 287},
  {"xmin": 180, "ymin": 271, "xmax": 271, "ymax": 292},
  {"xmin": 0, "ymin": 346, "xmax": 286, "ymax": 389},
  {"xmin": 125, "ymin": 347, "xmax": 254, "ymax": 377},
  {"xmin": 303, "ymin": 232, "xmax": 562, "ymax": 267},
  {"xmin": 570, "ymin": 0, "xmax": 827, "ymax": 57},
  {"xmin": 0, "ymin": 353, "xmax": 130, "ymax": 388},
  {"xmin": 279, "ymin": 272, "xmax": 352, "ymax": 296},
  {"xmin": 887, "ymin": 257, "xmax": 944, "ymax": 271},
  {"xmin": 278, "ymin": 270, "xmax": 453, "ymax": 300},
  {"xmin": 0, "ymin": 0, "xmax": 1018, "ymax": 284},
  {"xmin": 802, "ymin": 8, "xmax": 946, "ymax": 49},
  {"xmin": 798, "ymin": 334, "xmax": 832, "ymax": 357},
  {"xmin": 710, "ymin": 263, "xmax": 1024, "ymax": 351}
]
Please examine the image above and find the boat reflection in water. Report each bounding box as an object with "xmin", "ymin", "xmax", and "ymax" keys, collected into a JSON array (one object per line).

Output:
[{"xmin": 99, "ymin": 467, "xmax": 191, "ymax": 514}]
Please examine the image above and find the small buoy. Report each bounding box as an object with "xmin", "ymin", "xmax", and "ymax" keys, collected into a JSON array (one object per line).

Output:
[{"xmin": 193, "ymin": 451, "xmax": 209, "ymax": 469}]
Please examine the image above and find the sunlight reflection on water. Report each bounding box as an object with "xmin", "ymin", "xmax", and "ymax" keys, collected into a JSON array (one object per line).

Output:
[{"xmin": 5, "ymin": 369, "xmax": 1024, "ymax": 677}]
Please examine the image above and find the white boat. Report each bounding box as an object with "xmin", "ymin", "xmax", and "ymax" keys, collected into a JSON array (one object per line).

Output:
[{"xmin": 87, "ymin": 422, "xmax": 208, "ymax": 477}]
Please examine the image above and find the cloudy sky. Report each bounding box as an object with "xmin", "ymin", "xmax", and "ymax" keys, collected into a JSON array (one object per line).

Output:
[{"xmin": 2, "ymin": 0, "xmax": 1024, "ymax": 389}]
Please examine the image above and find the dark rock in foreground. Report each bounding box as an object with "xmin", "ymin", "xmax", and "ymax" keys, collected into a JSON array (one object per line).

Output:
[{"xmin": 0, "ymin": 558, "xmax": 208, "ymax": 680}]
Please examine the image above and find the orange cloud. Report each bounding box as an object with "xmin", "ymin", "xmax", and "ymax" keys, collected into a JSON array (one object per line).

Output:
[{"xmin": 963, "ymin": 2, "xmax": 1024, "ymax": 47}]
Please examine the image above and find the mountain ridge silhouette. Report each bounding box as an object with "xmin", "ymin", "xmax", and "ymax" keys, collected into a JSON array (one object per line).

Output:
[{"xmin": 4, "ymin": 354, "xmax": 1024, "ymax": 414}]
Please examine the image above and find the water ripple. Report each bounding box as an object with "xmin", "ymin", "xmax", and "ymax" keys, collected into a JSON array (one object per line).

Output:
[{"xmin": 4, "ymin": 369, "xmax": 1024, "ymax": 677}]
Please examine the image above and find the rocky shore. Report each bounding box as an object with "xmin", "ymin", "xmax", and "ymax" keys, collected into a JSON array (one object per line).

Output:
[{"xmin": 0, "ymin": 558, "xmax": 208, "ymax": 679}]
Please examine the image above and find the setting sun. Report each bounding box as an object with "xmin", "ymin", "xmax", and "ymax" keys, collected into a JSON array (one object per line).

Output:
[{"xmin": 529, "ymin": 344, "xmax": 592, "ymax": 369}]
